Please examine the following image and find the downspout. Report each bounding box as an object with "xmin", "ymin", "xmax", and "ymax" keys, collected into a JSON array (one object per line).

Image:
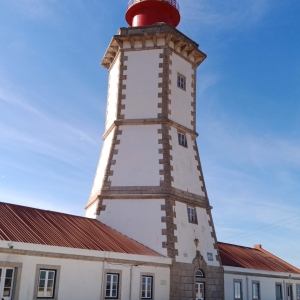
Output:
[
  {"xmin": 246, "ymin": 276, "xmax": 249, "ymax": 300},
  {"xmin": 129, "ymin": 266, "xmax": 133, "ymax": 300},
  {"xmin": 100, "ymin": 255, "xmax": 106, "ymax": 300}
]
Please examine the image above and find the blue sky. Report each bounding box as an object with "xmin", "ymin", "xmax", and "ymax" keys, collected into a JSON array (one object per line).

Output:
[{"xmin": 0, "ymin": 0, "xmax": 300, "ymax": 267}]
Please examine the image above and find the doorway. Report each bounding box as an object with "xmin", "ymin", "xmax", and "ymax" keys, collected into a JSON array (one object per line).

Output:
[
  {"xmin": 196, "ymin": 282, "xmax": 204, "ymax": 300},
  {"xmin": 0, "ymin": 268, "xmax": 14, "ymax": 300}
]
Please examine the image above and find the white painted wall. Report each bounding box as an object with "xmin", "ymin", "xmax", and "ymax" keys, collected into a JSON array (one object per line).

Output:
[
  {"xmin": 98, "ymin": 199, "xmax": 168, "ymax": 257},
  {"xmin": 224, "ymin": 267, "xmax": 300, "ymax": 300},
  {"xmin": 169, "ymin": 127, "xmax": 205, "ymax": 197},
  {"xmin": 123, "ymin": 49, "xmax": 163, "ymax": 119},
  {"xmin": 0, "ymin": 242, "xmax": 171, "ymax": 300},
  {"xmin": 105, "ymin": 55, "xmax": 120, "ymax": 131},
  {"xmin": 174, "ymin": 202, "xmax": 220, "ymax": 267},
  {"xmin": 89, "ymin": 128, "xmax": 115, "ymax": 198},
  {"xmin": 169, "ymin": 51, "xmax": 194, "ymax": 130},
  {"xmin": 110, "ymin": 125, "xmax": 162, "ymax": 186}
]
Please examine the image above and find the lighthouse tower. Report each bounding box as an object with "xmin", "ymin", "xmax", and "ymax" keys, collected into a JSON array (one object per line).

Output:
[{"xmin": 86, "ymin": 1, "xmax": 224, "ymax": 299}]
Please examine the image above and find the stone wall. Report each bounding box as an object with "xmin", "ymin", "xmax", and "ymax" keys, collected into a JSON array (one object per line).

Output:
[{"xmin": 170, "ymin": 252, "xmax": 224, "ymax": 300}]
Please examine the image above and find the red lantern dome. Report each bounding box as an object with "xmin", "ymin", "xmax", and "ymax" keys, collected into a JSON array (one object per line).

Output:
[{"xmin": 126, "ymin": 0, "xmax": 180, "ymax": 28}]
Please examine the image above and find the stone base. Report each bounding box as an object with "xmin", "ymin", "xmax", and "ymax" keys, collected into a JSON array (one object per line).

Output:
[{"xmin": 170, "ymin": 254, "xmax": 224, "ymax": 300}]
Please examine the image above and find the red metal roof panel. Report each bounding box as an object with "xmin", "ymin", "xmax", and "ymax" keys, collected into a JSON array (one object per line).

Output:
[
  {"xmin": 0, "ymin": 202, "xmax": 161, "ymax": 257},
  {"xmin": 218, "ymin": 242, "xmax": 300, "ymax": 274}
]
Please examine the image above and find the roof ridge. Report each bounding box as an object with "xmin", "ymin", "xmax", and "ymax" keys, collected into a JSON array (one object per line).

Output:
[{"xmin": 255, "ymin": 246, "xmax": 300, "ymax": 274}]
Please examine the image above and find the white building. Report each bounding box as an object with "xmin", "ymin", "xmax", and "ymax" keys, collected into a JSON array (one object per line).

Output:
[
  {"xmin": 0, "ymin": 1, "xmax": 299, "ymax": 300},
  {"xmin": 219, "ymin": 243, "xmax": 300, "ymax": 300}
]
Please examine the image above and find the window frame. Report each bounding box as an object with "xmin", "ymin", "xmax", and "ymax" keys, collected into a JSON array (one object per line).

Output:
[
  {"xmin": 104, "ymin": 269, "xmax": 122, "ymax": 300},
  {"xmin": 296, "ymin": 284, "xmax": 300, "ymax": 300},
  {"xmin": 275, "ymin": 283, "xmax": 283, "ymax": 300},
  {"xmin": 33, "ymin": 264, "xmax": 60, "ymax": 300},
  {"xmin": 178, "ymin": 131, "xmax": 187, "ymax": 148},
  {"xmin": 140, "ymin": 273, "xmax": 155, "ymax": 300},
  {"xmin": 0, "ymin": 261, "xmax": 22, "ymax": 300},
  {"xmin": 37, "ymin": 269, "xmax": 57, "ymax": 299},
  {"xmin": 187, "ymin": 205, "xmax": 198, "ymax": 224},
  {"xmin": 177, "ymin": 73, "xmax": 186, "ymax": 91},
  {"xmin": 234, "ymin": 280, "xmax": 243, "ymax": 300},
  {"xmin": 252, "ymin": 281, "xmax": 260, "ymax": 300},
  {"xmin": 287, "ymin": 284, "xmax": 293, "ymax": 300},
  {"xmin": 105, "ymin": 273, "xmax": 119, "ymax": 299}
]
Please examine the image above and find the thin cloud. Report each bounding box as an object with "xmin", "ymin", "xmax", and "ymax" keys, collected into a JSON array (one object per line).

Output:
[
  {"xmin": 182, "ymin": 0, "xmax": 270, "ymax": 30},
  {"xmin": 1, "ymin": 0, "xmax": 58, "ymax": 21}
]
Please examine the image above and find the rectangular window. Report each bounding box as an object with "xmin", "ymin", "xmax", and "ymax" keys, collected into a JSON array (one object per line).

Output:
[
  {"xmin": 296, "ymin": 285, "xmax": 300, "ymax": 300},
  {"xmin": 234, "ymin": 281, "xmax": 242, "ymax": 299},
  {"xmin": 177, "ymin": 74, "xmax": 186, "ymax": 90},
  {"xmin": 37, "ymin": 269, "xmax": 56, "ymax": 298},
  {"xmin": 141, "ymin": 276, "xmax": 153, "ymax": 299},
  {"xmin": 106, "ymin": 274, "xmax": 119, "ymax": 299},
  {"xmin": 187, "ymin": 206, "xmax": 197, "ymax": 223},
  {"xmin": 178, "ymin": 132, "xmax": 187, "ymax": 147},
  {"xmin": 0, "ymin": 268, "xmax": 14, "ymax": 299},
  {"xmin": 287, "ymin": 284, "xmax": 293, "ymax": 300},
  {"xmin": 252, "ymin": 282, "xmax": 260, "ymax": 300},
  {"xmin": 276, "ymin": 284, "xmax": 283, "ymax": 300}
]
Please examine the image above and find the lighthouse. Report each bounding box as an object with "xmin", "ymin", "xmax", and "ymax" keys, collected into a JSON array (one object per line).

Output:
[{"xmin": 85, "ymin": 0, "xmax": 224, "ymax": 299}]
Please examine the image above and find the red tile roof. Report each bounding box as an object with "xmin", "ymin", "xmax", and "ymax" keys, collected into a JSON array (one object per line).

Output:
[
  {"xmin": 218, "ymin": 242, "xmax": 300, "ymax": 274},
  {"xmin": 0, "ymin": 202, "xmax": 161, "ymax": 257}
]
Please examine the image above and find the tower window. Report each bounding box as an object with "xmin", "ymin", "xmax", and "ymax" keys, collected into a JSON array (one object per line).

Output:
[
  {"xmin": 177, "ymin": 73, "xmax": 186, "ymax": 90},
  {"xmin": 196, "ymin": 270, "xmax": 205, "ymax": 278},
  {"xmin": 178, "ymin": 132, "xmax": 187, "ymax": 147},
  {"xmin": 187, "ymin": 206, "xmax": 197, "ymax": 224}
]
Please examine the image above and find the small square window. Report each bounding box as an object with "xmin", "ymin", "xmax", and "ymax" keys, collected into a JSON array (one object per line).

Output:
[
  {"xmin": 234, "ymin": 281, "xmax": 242, "ymax": 300},
  {"xmin": 141, "ymin": 276, "xmax": 153, "ymax": 299},
  {"xmin": 187, "ymin": 206, "xmax": 197, "ymax": 224},
  {"xmin": 177, "ymin": 73, "xmax": 186, "ymax": 90},
  {"xmin": 178, "ymin": 132, "xmax": 187, "ymax": 147},
  {"xmin": 106, "ymin": 273, "xmax": 119, "ymax": 299},
  {"xmin": 37, "ymin": 269, "xmax": 56, "ymax": 298}
]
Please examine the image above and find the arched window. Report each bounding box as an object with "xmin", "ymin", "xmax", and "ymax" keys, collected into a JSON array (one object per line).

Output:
[{"xmin": 196, "ymin": 270, "xmax": 205, "ymax": 278}]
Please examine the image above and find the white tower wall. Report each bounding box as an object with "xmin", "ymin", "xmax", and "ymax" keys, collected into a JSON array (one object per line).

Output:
[{"xmin": 86, "ymin": 26, "xmax": 224, "ymax": 298}]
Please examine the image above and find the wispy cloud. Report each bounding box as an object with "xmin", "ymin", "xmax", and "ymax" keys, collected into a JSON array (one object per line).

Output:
[
  {"xmin": 1, "ymin": 0, "xmax": 58, "ymax": 21},
  {"xmin": 182, "ymin": 0, "xmax": 270, "ymax": 31}
]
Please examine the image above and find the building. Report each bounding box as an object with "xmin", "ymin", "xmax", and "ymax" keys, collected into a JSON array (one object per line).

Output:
[
  {"xmin": 0, "ymin": 1, "xmax": 299, "ymax": 300},
  {"xmin": 219, "ymin": 243, "xmax": 300, "ymax": 300}
]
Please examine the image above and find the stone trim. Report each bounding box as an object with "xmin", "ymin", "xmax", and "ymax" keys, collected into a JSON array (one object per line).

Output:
[
  {"xmin": 102, "ymin": 24, "xmax": 206, "ymax": 69},
  {"xmin": 86, "ymin": 184, "xmax": 210, "ymax": 212},
  {"xmin": 158, "ymin": 48, "xmax": 172, "ymax": 119},
  {"xmin": 193, "ymin": 139, "xmax": 209, "ymax": 197},
  {"xmin": 206, "ymin": 209, "xmax": 222, "ymax": 266},
  {"xmin": 33, "ymin": 264, "xmax": 61, "ymax": 300},
  {"xmin": 191, "ymin": 66, "xmax": 197, "ymax": 130},
  {"xmin": 0, "ymin": 261, "xmax": 22, "ymax": 300},
  {"xmin": 0, "ymin": 248, "xmax": 170, "ymax": 268},
  {"xmin": 102, "ymin": 118, "xmax": 198, "ymax": 140},
  {"xmin": 92, "ymin": 186, "xmax": 209, "ymax": 206},
  {"xmin": 161, "ymin": 198, "xmax": 178, "ymax": 259}
]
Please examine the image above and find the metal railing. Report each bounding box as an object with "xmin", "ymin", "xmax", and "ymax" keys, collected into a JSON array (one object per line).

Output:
[{"xmin": 127, "ymin": 0, "xmax": 180, "ymax": 11}]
